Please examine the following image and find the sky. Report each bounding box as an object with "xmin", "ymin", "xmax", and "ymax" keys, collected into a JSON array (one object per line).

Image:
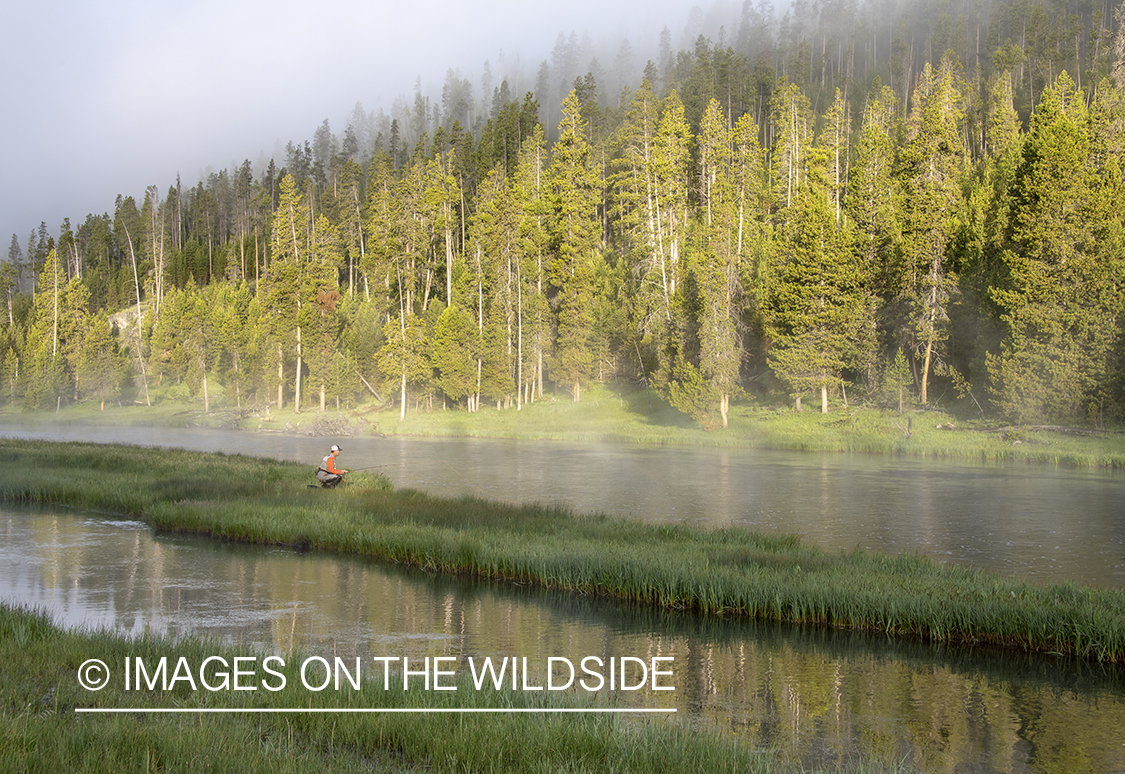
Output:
[{"xmin": 0, "ymin": 0, "xmax": 718, "ymax": 253}]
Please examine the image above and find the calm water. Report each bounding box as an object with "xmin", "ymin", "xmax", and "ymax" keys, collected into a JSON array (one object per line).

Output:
[
  {"xmin": 2, "ymin": 422, "xmax": 1123, "ymax": 586},
  {"xmin": 1, "ymin": 422, "xmax": 1124, "ymax": 771},
  {"xmin": 3, "ymin": 502, "xmax": 1124, "ymax": 772}
]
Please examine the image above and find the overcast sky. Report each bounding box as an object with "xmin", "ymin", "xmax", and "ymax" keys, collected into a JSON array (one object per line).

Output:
[{"xmin": 1, "ymin": 0, "xmax": 726, "ymax": 252}]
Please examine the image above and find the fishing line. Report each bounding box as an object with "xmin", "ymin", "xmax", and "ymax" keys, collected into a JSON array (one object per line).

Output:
[{"xmin": 336, "ymin": 459, "xmax": 487, "ymax": 498}]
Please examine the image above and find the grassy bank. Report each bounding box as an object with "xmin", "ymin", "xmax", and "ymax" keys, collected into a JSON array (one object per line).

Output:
[
  {"xmin": 5, "ymin": 603, "xmax": 905, "ymax": 774},
  {"xmin": 5, "ymin": 382, "xmax": 1124, "ymax": 468},
  {"xmin": 2, "ymin": 439, "xmax": 1124, "ymax": 664}
]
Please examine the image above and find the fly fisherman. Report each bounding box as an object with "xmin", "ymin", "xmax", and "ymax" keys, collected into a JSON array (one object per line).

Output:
[{"xmin": 316, "ymin": 444, "xmax": 349, "ymax": 488}]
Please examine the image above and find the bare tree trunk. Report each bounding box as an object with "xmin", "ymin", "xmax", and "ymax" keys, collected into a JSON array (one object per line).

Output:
[
  {"xmin": 277, "ymin": 343, "xmax": 284, "ymax": 409},
  {"xmin": 122, "ymin": 223, "xmax": 151, "ymax": 406},
  {"xmin": 399, "ymin": 369, "xmax": 407, "ymax": 422},
  {"xmin": 921, "ymin": 339, "xmax": 934, "ymax": 403},
  {"xmin": 294, "ymin": 325, "xmax": 302, "ymax": 413}
]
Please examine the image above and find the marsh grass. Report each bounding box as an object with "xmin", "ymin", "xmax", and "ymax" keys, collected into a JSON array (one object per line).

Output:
[
  {"xmin": 0, "ymin": 603, "xmax": 915, "ymax": 773},
  {"xmin": 3, "ymin": 439, "xmax": 1124, "ymax": 664}
]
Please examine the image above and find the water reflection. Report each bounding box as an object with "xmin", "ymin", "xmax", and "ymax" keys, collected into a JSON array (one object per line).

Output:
[
  {"xmin": 1, "ymin": 422, "xmax": 1123, "ymax": 587},
  {"xmin": 3, "ymin": 503, "xmax": 1123, "ymax": 772}
]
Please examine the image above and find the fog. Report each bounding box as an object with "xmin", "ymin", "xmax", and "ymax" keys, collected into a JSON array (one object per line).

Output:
[{"xmin": 0, "ymin": 0, "xmax": 743, "ymax": 248}]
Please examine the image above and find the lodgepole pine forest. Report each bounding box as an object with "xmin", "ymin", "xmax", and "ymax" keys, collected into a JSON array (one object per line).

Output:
[{"xmin": 3, "ymin": 0, "xmax": 1125, "ymax": 429}]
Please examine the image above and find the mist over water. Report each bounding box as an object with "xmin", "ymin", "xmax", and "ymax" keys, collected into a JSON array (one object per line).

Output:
[{"xmin": 1, "ymin": 422, "xmax": 1122, "ymax": 588}]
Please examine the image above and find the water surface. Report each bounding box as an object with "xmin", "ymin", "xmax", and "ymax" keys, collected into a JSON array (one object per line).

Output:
[
  {"xmin": 3, "ymin": 502, "xmax": 1123, "ymax": 772},
  {"xmin": 1, "ymin": 422, "xmax": 1122, "ymax": 587}
]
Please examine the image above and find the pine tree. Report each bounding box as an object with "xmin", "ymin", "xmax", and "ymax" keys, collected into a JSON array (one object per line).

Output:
[
  {"xmin": 546, "ymin": 91, "xmax": 602, "ymax": 401},
  {"xmin": 846, "ymin": 83, "xmax": 901, "ymax": 295},
  {"xmin": 431, "ymin": 305, "xmax": 477, "ymax": 406},
  {"xmin": 301, "ymin": 216, "xmax": 345, "ymax": 412},
  {"xmin": 515, "ymin": 125, "xmax": 551, "ymax": 404},
  {"xmin": 768, "ymin": 80, "xmax": 814, "ymax": 210},
  {"xmin": 763, "ymin": 148, "xmax": 868, "ymax": 413},
  {"xmin": 988, "ymin": 72, "xmax": 1124, "ymax": 423},
  {"xmin": 76, "ymin": 312, "xmax": 125, "ymax": 410},
  {"xmin": 687, "ymin": 101, "xmax": 766, "ymax": 427},
  {"xmin": 898, "ymin": 58, "xmax": 966, "ymax": 404}
]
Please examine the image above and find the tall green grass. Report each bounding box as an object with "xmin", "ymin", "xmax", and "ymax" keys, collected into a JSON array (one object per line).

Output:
[
  {"xmin": 6, "ymin": 602, "xmax": 912, "ymax": 773},
  {"xmin": 3, "ymin": 439, "xmax": 1125, "ymax": 663}
]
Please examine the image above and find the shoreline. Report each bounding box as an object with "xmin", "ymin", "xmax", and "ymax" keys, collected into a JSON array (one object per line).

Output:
[{"xmin": 2, "ymin": 383, "xmax": 1124, "ymax": 469}]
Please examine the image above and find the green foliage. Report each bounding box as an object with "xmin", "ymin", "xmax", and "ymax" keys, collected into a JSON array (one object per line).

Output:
[
  {"xmin": 666, "ymin": 358, "xmax": 721, "ymax": 428},
  {"xmin": 431, "ymin": 305, "xmax": 477, "ymax": 404},
  {"xmin": 5, "ymin": 20, "xmax": 1125, "ymax": 426},
  {"xmin": 881, "ymin": 349, "xmax": 913, "ymax": 411},
  {"xmin": 988, "ymin": 73, "xmax": 1125, "ymax": 424},
  {"xmin": 763, "ymin": 149, "xmax": 868, "ymax": 412}
]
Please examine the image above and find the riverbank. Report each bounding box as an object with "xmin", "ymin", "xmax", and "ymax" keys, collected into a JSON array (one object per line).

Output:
[
  {"xmin": 4, "ymin": 383, "xmax": 1123, "ymax": 468},
  {"xmin": 5, "ymin": 603, "xmax": 909, "ymax": 774},
  {"xmin": 3, "ymin": 439, "xmax": 1123, "ymax": 664}
]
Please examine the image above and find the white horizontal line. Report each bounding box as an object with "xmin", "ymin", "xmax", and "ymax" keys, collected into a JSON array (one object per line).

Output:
[{"xmin": 76, "ymin": 707, "xmax": 676, "ymax": 714}]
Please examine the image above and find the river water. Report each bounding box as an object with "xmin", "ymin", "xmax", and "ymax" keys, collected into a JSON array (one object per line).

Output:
[{"xmin": 1, "ymin": 422, "xmax": 1124, "ymax": 771}]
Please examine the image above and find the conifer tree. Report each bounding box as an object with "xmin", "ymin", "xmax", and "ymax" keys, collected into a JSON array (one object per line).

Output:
[
  {"xmin": 769, "ymin": 80, "xmax": 813, "ymax": 210},
  {"xmin": 847, "ymin": 83, "xmax": 901, "ymax": 305},
  {"xmin": 763, "ymin": 148, "xmax": 867, "ymax": 413},
  {"xmin": 514, "ymin": 125, "xmax": 551, "ymax": 403},
  {"xmin": 302, "ymin": 216, "xmax": 345, "ymax": 412},
  {"xmin": 260, "ymin": 174, "xmax": 308, "ymax": 409},
  {"xmin": 988, "ymin": 72, "xmax": 1124, "ymax": 423},
  {"xmin": 23, "ymin": 250, "xmax": 69, "ymax": 408},
  {"xmin": 898, "ymin": 58, "xmax": 966, "ymax": 404},
  {"xmin": 547, "ymin": 91, "xmax": 602, "ymax": 401},
  {"xmin": 431, "ymin": 305, "xmax": 477, "ymax": 406}
]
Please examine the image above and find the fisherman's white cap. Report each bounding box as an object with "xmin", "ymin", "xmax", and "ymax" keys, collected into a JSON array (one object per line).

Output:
[{"xmin": 330, "ymin": 444, "xmax": 342, "ymax": 451}]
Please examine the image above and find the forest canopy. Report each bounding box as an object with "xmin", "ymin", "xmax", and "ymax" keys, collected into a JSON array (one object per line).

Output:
[{"xmin": 3, "ymin": 0, "xmax": 1125, "ymax": 429}]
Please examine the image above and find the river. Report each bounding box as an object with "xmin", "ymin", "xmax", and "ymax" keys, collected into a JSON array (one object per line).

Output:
[
  {"xmin": 1, "ymin": 422, "xmax": 1124, "ymax": 771},
  {"xmin": 2, "ymin": 421, "xmax": 1122, "ymax": 587}
]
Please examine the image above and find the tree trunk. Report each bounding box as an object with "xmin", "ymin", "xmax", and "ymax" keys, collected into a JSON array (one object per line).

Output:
[
  {"xmin": 821, "ymin": 383, "xmax": 829, "ymax": 414},
  {"xmin": 276, "ymin": 344, "xmax": 284, "ymax": 409},
  {"xmin": 123, "ymin": 223, "xmax": 151, "ymax": 406},
  {"xmin": 921, "ymin": 338, "xmax": 933, "ymax": 403},
  {"xmin": 294, "ymin": 326, "xmax": 302, "ymax": 413},
  {"xmin": 399, "ymin": 368, "xmax": 407, "ymax": 422}
]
